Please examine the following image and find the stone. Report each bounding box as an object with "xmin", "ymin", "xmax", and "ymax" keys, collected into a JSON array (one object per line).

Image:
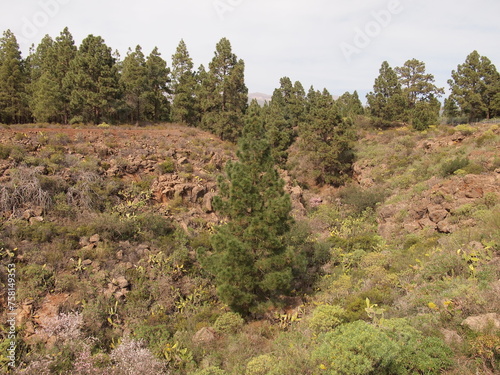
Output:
[
  {"xmin": 202, "ymin": 192, "xmax": 216, "ymax": 213},
  {"xmin": 115, "ymin": 276, "xmax": 129, "ymax": 289},
  {"xmin": 440, "ymin": 329, "xmax": 463, "ymax": 345},
  {"xmin": 29, "ymin": 216, "xmax": 43, "ymax": 225},
  {"xmin": 462, "ymin": 313, "xmax": 500, "ymax": 332},
  {"xmin": 89, "ymin": 234, "xmax": 100, "ymax": 243},
  {"xmin": 22, "ymin": 209, "xmax": 34, "ymax": 220},
  {"xmin": 193, "ymin": 327, "xmax": 217, "ymax": 344},
  {"xmin": 428, "ymin": 206, "xmax": 448, "ymax": 223}
]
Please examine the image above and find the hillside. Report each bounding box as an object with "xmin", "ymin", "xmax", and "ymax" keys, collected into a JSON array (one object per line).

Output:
[{"xmin": 0, "ymin": 122, "xmax": 499, "ymax": 374}]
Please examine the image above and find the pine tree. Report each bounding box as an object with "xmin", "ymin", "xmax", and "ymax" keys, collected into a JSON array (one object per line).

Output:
[
  {"xmin": 66, "ymin": 34, "xmax": 120, "ymax": 124},
  {"xmin": 29, "ymin": 28, "xmax": 77, "ymax": 123},
  {"xmin": 171, "ymin": 39, "xmax": 196, "ymax": 125},
  {"xmin": 366, "ymin": 61, "xmax": 405, "ymax": 124},
  {"xmin": 448, "ymin": 51, "xmax": 500, "ymax": 121},
  {"xmin": 201, "ymin": 38, "xmax": 248, "ymax": 141},
  {"xmin": 298, "ymin": 87, "xmax": 356, "ymax": 186},
  {"xmin": 120, "ymin": 45, "xmax": 148, "ymax": 123},
  {"xmin": 144, "ymin": 47, "xmax": 170, "ymax": 122},
  {"xmin": 336, "ymin": 90, "xmax": 365, "ymax": 119},
  {"xmin": 28, "ymin": 34, "xmax": 59, "ymax": 122},
  {"xmin": 54, "ymin": 27, "xmax": 77, "ymax": 124},
  {"xmin": 202, "ymin": 104, "xmax": 294, "ymax": 314},
  {"xmin": 0, "ymin": 30, "xmax": 29, "ymax": 123},
  {"xmin": 395, "ymin": 59, "xmax": 444, "ymax": 129}
]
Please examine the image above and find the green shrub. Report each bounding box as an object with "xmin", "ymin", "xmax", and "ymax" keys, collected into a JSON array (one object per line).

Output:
[
  {"xmin": 339, "ymin": 185, "xmax": 387, "ymax": 214},
  {"xmin": 191, "ymin": 366, "xmax": 228, "ymax": 375},
  {"xmin": 213, "ymin": 312, "xmax": 244, "ymax": 334},
  {"xmin": 308, "ymin": 304, "xmax": 345, "ymax": 334},
  {"xmin": 312, "ymin": 319, "xmax": 452, "ymax": 375},
  {"xmin": 441, "ymin": 156, "xmax": 470, "ymax": 176},
  {"xmin": 0, "ymin": 143, "xmax": 11, "ymax": 159},
  {"xmin": 245, "ymin": 354, "xmax": 277, "ymax": 375},
  {"xmin": 157, "ymin": 158, "xmax": 175, "ymax": 174}
]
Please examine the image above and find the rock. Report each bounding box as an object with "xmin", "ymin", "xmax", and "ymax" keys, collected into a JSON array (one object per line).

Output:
[
  {"xmin": 82, "ymin": 259, "xmax": 92, "ymax": 266},
  {"xmin": 309, "ymin": 196, "xmax": 323, "ymax": 207},
  {"xmin": 428, "ymin": 206, "xmax": 448, "ymax": 223},
  {"xmin": 440, "ymin": 329, "xmax": 463, "ymax": 345},
  {"xmin": 29, "ymin": 216, "xmax": 43, "ymax": 225},
  {"xmin": 437, "ymin": 220, "xmax": 456, "ymax": 234},
  {"xmin": 203, "ymin": 192, "xmax": 216, "ymax": 213},
  {"xmin": 462, "ymin": 313, "xmax": 500, "ymax": 332},
  {"xmin": 89, "ymin": 234, "xmax": 100, "ymax": 243},
  {"xmin": 115, "ymin": 276, "xmax": 129, "ymax": 289},
  {"xmin": 79, "ymin": 237, "xmax": 90, "ymax": 247},
  {"xmin": 191, "ymin": 185, "xmax": 206, "ymax": 203},
  {"xmin": 177, "ymin": 156, "xmax": 189, "ymax": 165},
  {"xmin": 22, "ymin": 209, "xmax": 34, "ymax": 220},
  {"xmin": 192, "ymin": 327, "xmax": 217, "ymax": 344}
]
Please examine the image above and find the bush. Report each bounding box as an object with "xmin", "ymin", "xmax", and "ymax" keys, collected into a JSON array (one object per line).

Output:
[
  {"xmin": 245, "ymin": 354, "xmax": 277, "ymax": 375},
  {"xmin": 157, "ymin": 158, "xmax": 175, "ymax": 174},
  {"xmin": 441, "ymin": 156, "xmax": 470, "ymax": 176},
  {"xmin": 339, "ymin": 185, "xmax": 387, "ymax": 214},
  {"xmin": 312, "ymin": 319, "xmax": 452, "ymax": 375},
  {"xmin": 191, "ymin": 366, "xmax": 228, "ymax": 375},
  {"xmin": 308, "ymin": 304, "xmax": 346, "ymax": 334},
  {"xmin": 213, "ymin": 312, "xmax": 244, "ymax": 334}
]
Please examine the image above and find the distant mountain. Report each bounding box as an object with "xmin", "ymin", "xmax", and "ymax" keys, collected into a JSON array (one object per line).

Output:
[{"xmin": 248, "ymin": 92, "xmax": 272, "ymax": 105}]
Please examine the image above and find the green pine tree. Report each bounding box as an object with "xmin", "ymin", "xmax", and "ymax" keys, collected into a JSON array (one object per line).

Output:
[
  {"xmin": 120, "ymin": 45, "xmax": 149, "ymax": 123},
  {"xmin": 366, "ymin": 61, "xmax": 405, "ymax": 125},
  {"xmin": 144, "ymin": 47, "xmax": 170, "ymax": 122},
  {"xmin": 336, "ymin": 90, "xmax": 365, "ymax": 119},
  {"xmin": 202, "ymin": 105, "xmax": 294, "ymax": 314},
  {"xmin": 201, "ymin": 38, "xmax": 248, "ymax": 141},
  {"xmin": 28, "ymin": 34, "xmax": 59, "ymax": 123},
  {"xmin": 298, "ymin": 87, "xmax": 356, "ymax": 186},
  {"xmin": 66, "ymin": 34, "xmax": 120, "ymax": 124},
  {"xmin": 54, "ymin": 27, "xmax": 77, "ymax": 124},
  {"xmin": 171, "ymin": 39, "xmax": 196, "ymax": 125},
  {"xmin": 448, "ymin": 50, "xmax": 500, "ymax": 121},
  {"xmin": 395, "ymin": 58, "xmax": 444, "ymax": 129},
  {"xmin": 0, "ymin": 30, "xmax": 29, "ymax": 124}
]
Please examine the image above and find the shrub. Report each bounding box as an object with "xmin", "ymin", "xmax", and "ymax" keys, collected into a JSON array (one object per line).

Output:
[
  {"xmin": 213, "ymin": 312, "xmax": 244, "ymax": 334},
  {"xmin": 0, "ymin": 143, "xmax": 11, "ymax": 159},
  {"xmin": 245, "ymin": 354, "xmax": 277, "ymax": 375},
  {"xmin": 441, "ymin": 156, "xmax": 470, "ymax": 176},
  {"xmin": 157, "ymin": 158, "xmax": 175, "ymax": 174},
  {"xmin": 110, "ymin": 337, "xmax": 165, "ymax": 375},
  {"xmin": 339, "ymin": 185, "xmax": 387, "ymax": 214},
  {"xmin": 312, "ymin": 319, "xmax": 453, "ymax": 375},
  {"xmin": 191, "ymin": 366, "xmax": 228, "ymax": 375},
  {"xmin": 308, "ymin": 304, "xmax": 346, "ymax": 334}
]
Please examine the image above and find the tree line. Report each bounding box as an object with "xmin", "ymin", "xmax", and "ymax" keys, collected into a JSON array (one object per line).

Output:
[{"xmin": 0, "ymin": 27, "xmax": 499, "ymax": 134}]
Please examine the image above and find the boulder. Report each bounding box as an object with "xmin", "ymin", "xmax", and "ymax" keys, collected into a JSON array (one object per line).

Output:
[
  {"xmin": 192, "ymin": 327, "xmax": 217, "ymax": 344},
  {"xmin": 462, "ymin": 313, "xmax": 500, "ymax": 332}
]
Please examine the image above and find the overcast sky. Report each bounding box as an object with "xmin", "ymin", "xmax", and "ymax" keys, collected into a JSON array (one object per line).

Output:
[{"xmin": 1, "ymin": 0, "xmax": 499, "ymax": 102}]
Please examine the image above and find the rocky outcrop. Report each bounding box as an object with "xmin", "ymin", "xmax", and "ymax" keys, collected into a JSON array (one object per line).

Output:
[{"xmin": 378, "ymin": 173, "xmax": 500, "ymax": 235}]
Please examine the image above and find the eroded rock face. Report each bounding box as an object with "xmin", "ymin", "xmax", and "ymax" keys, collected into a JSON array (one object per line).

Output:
[{"xmin": 378, "ymin": 174, "xmax": 500, "ymax": 236}]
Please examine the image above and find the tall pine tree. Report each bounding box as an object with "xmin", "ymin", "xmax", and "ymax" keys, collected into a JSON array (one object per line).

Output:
[
  {"xmin": 201, "ymin": 38, "xmax": 248, "ymax": 141},
  {"xmin": 65, "ymin": 34, "xmax": 119, "ymax": 124},
  {"xmin": 0, "ymin": 30, "xmax": 29, "ymax": 123},
  {"xmin": 202, "ymin": 103, "xmax": 294, "ymax": 314},
  {"xmin": 366, "ymin": 61, "xmax": 405, "ymax": 125},
  {"xmin": 120, "ymin": 45, "xmax": 148, "ymax": 123},
  {"xmin": 171, "ymin": 39, "xmax": 196, "ymax": 125},
  {"xmin": 297, "ymin": 87, "xmax": 356, "ymax": 186},
  {"xmin": 448, "ymin": 51, "xmax": 500, "ymax": 121}
]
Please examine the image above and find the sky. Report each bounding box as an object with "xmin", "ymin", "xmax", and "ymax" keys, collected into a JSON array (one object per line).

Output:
[{"xmin": 1, "ymin": 0, "xmax": 499, "ymax": 102}]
